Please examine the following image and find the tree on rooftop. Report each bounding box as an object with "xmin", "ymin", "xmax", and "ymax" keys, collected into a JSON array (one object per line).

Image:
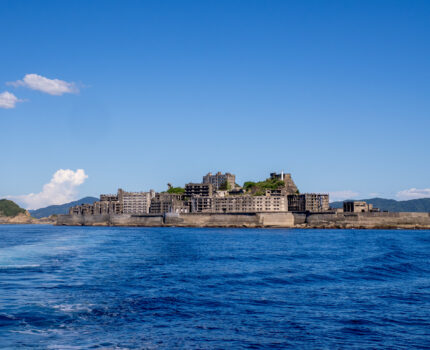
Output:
[{"xmin": 166, "ymin": 187, "xmax": 185, "ymax": 194}]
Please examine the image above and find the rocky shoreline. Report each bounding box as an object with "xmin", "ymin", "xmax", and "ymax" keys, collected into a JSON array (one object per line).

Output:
[{"xmin": 0, "ymin": 212, "xmax": 56, "ymax": 225}]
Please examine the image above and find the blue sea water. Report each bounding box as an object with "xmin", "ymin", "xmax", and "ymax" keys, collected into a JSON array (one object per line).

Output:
[{"xmin": 0, "ymin": 225, "xmax": 429, "ymax": 349}]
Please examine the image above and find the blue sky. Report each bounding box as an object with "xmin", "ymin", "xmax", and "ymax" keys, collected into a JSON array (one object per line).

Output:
[{"xmin": 1, "ymin": 0, "xmax": 429, "ymax": 208}]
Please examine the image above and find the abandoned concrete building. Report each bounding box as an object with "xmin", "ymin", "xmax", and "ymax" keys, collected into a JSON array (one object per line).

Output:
[
  {"xmin": 118, "ymin": 188, "xmax": 155, "ymax": 215},
  {"xmin": 343, "ymin": 201, "xmax": 379, "ymax": 213},
  {"xmin": 287, "ymin": 194, "xmax": 329, "ymax": 212},
  {"xmin": 190, "ymin": 196, "xmax": 213, "ymax": 213},
  {"xmin": 149, "ymin": 193, "xmax": 189, "ymax": 214},
  {"xmin": 214, "ymin": 195, "xmax": 288, "ymax": 213},
  {"xmin": 190, "ymin": 195, "xmax": 288, "ymax": 213},
  {"xmin": 69, "ymin": 170, "xmax": 331, "ymax": 216},
  {"xmin": 185, "ymin": 183, "xmax": 213, "ymax": 197},
  {"xmin": 202, "ymin": 172, "xmax": 236, "ymax": 190}
]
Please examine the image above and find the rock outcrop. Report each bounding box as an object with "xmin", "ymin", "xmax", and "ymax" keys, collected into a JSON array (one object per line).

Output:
[{"xmin": 0, "ymin": 211, "xmax": 56, "ymax": 225}]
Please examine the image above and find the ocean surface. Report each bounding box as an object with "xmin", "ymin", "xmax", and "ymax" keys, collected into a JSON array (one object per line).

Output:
[{"xmin": 0, "ymin": 225, "xmax": 429, "ymax": 349}]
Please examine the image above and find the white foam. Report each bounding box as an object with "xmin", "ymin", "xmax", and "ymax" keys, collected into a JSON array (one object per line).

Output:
[
  {"xmin": 51, "ymin": 303, "xmax": 93, "ymax": 313},
  {"xmin": 0, "ymin": 264, "xmax": 41, "ymax": 269}
]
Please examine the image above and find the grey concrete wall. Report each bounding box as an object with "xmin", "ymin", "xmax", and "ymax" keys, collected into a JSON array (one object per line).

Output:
[
  {"xmin": 110, "ymin": 214, "xmax": 163, "ymax": 226},
  {"xmin": 57, "ymin": 214, "xmax": 111, "ymax": 226},
  {"xmin": 172, "ymin": 213, "xmax": 261, "ymax": 227},
  {"xmin": 57, "ymin": 212, "xmax": 295, "ymax": 228},
  {"xmin": 172, "ymin": 212, "xmax": 294, "ymax": 228},
  {"xmin": 257, "ymin": 212, "xmax": 294, "ymax": 227},
  {"xmin": 303, "ymin": 212, "xmax": 430, "ymax": 228},
  {"xmin": 56, "ymin": 211, "xmax": 430, "ymax": 229}
]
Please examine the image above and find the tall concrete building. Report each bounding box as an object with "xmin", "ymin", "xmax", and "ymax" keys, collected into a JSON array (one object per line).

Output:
[
  {"xmin": 185, "ymin": 183, "xmax": 213, "ymax": 197},
  {"xmin": 118, "ymin": 189, "xmax": 155, "ymax": 214},
  {"xmin": 203, "ymin": 172, "xmax": 236, "ymax": 190},
  {"xmin": 185, "ymin": 183, "xmax": 214, "ymax": 197}
]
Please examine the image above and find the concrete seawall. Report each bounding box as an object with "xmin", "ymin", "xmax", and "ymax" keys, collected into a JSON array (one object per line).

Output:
[
  {"xmin": 56, "ymin": 212, "xmax": 295, "ymax": 228},
  {"xmin": 294, "ymin": 212, "xmax": 430, "ymax": 229},
  {"xmin": 56, "ymin": 211, "xmax": 430, "ymax": 229}
]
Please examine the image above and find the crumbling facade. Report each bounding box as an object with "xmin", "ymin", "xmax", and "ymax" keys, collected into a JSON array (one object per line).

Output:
[
  {"xmin": 203, "ymin": 172, "xmax": 236, "ymax": 190},
  {"xmin": 118, "ymin": 189, "xmax": 154, "ymax": 214},
  {"xmin": 213, "ymin": 195, "xmax": 288, "ymax": 213},
  {"xmin": 287, "ymin": 194, "xmax": 329, "ymax": 212},
  {"xmin": 185, "ymin": 183, "xmax": 213, "ymax": 197},
  {"xmin": 190, "ymin": 196, "xmax": 213, "ymax": 213},
  {"xmin": 149, "ymin": 193, "xmax": 189, "ymax": 214},
  {"xmin": 343, "ymin": 201, "xmax": 378, "ymax": 213},
  {"xmin": 190, "ymin": 194, "xmax": 288, "ymax": 213}
]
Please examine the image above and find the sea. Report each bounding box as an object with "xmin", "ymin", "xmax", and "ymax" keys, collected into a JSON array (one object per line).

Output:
[{"xmin": 0, "ymin": 225, "xmax": 429, "ymax": 349}]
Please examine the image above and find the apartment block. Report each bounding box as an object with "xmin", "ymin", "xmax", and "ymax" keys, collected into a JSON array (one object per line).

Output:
[
  {"xmin": 185, "ymin": 183, "xmax": 213, "ymax": 197},
  {"xmin": 202, "ymin": 172, "xmax": 236, "ymax": 190},
  {"xmin": 190, "ymin": 195, "xmax": 288, "ymax": 213},
  {"xmin": 118, "ymin": 188, "xmax": 155, "ymax": 214},
  {"xmin": 149, "ymin": 193, "xmax": 189, "ymax": 214},
  {"xmin": 287, "ymin": 193, "xmax": 329, "ymax": 212}
]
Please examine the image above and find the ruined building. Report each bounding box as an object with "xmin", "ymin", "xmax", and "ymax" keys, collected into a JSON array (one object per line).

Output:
[
  {"xmin": 185, "ymin": 183, "xmax": 213, "ymax": 197},
  {"xmin": 118, "ymin": 189, "xmax": 155, "ymax": 214},
  {"xmin": 149, "ymin": 193, "xmax": 189, "ymax": 214},
  {"xmin": 69, "ymin": 170, "xmax": 331, "ymax": 216},
  {"xmin": 203, "ymin": 172, "xmax": 236, "ymax": 190},
  {"xmin": 287, "ymin": 193, "xmax": 329, "ymax": 212},
  {"xmin": 343, "ymin": 201, "xmax": 378, "ymax": 213}
]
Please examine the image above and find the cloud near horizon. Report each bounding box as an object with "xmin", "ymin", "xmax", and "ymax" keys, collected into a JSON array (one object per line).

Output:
[
  {"xmin": 396, "ymin": 188, "xmax": 430, "ymax": 200},
  {"xmin": 0, "ymin": 91, "xmax": 22, "ymax": 109},
  {"xmin": 8, "ymin": 169, "xmax": 88, "ymax": 210},
  {"xmin": 328, "ymin": 190, "xmax": 360, "ymax": 202},
  {"xmin": 8, "ymin": 74, "xmax": 79, "ymax": 96}
]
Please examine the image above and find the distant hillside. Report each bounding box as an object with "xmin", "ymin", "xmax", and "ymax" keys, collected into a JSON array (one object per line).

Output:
[
  {"xmin": 0, "ymin": 199, "xmax": 26, "ymax": 217},
  {"xmin": 29, "ymin": 196, "xmax": 98, "ymax": 218},
  {"xmin": 330, "ymin": 197, "xmax": 430, "ymax": 212}
]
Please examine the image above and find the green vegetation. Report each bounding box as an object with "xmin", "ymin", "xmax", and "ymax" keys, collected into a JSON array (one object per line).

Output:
[
  {"xmin": 0, "ymin": 199, "xmax": 26, "ymax": 217},
  {"xmin": 219, "ymin": 181, "xmax": 232, "ymax": 191},
  {"xmin": 167, "ymin": 187, "xmax": 185, "ymax": 194},
  {"xmin": 243, "ymin": 178, "xmax": 285, "ymax": 195}
]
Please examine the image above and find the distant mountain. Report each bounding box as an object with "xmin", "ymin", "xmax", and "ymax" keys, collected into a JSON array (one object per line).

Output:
[
  {"xmin": 330, "ymin": 197, "xmax": 430, "ymax": 212},
  {"xmin": 29, "ymin": 196, "xmax": 98, "ymax": 218}
]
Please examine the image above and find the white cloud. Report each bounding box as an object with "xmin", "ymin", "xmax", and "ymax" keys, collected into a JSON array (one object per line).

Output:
[
  {"xmin": 8, "ymin": 169, "xmax": 88, "ymax": 210},
  {"xmin": 8, "ymin": 73, "xmax": 79, "ymax": 95},
  {"xmin": 396, "ymin": 188, "xmax": 430, "ymax": 200},
  {"xmin": 0, "ymin": 91, "xmax": 22, "ymax": 109},
  {"xmin": 329, "ymin": 190, "xmax": 360, "ymax": 202}
]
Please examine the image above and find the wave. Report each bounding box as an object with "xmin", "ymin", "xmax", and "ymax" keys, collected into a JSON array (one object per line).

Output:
[{"xmin": 0, "ymin": 264, "xmax": 41, "ymax": 269}]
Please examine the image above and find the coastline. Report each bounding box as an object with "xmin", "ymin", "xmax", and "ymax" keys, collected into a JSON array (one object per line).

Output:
[
  {"xmin": 0, "ymin": 213, "xmax": 56, "ymax": 225},
  {"xmin": 54, "ymin": 211, "xmax": 430, "ymax": 230},
  {"xmin": 3, "ymin": 212, "xmax": 429, "ymax": 229}
]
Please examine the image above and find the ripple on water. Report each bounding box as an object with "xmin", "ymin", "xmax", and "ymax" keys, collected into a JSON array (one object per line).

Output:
[{"xmin": 0, "ymin": 226, "xmax": 429, "ymax": 349}]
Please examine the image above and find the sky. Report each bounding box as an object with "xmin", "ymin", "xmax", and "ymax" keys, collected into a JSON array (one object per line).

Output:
[{"xmin": 1, "ymin": 0, "xmax": 429, "ymax": 209}]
